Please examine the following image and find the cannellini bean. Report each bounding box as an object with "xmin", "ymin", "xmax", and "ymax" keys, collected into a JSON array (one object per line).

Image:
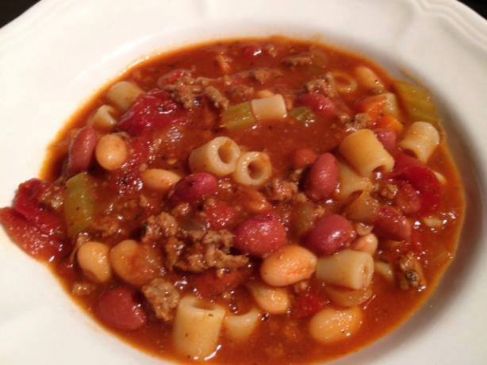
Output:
[
  {"xmin": 77, "ymin": 241, "xmax": 111, "ymax": 283},
  {"xmin": 351, "ymin": 233, "xmax": 378, "ymax": 255},
  {"xmin": 142, "ymin": 168, "xmax": 181, "ymax": 193},
  {"xmin": 95, "ymin": 134, "xmax": 128, "ymax": 171},
  {"xmin": 309, "ymin": 307, "xmax": 363, "ymax": 344},
  {"xmin": 247, "ymin": 282, "xmax": 290, "ymax": 314},
  {"xmin": 260, "ymin": 245, "xmax": 317, "ymax": 287}
]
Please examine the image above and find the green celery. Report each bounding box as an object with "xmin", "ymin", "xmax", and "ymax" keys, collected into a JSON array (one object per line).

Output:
[
  {"xmin": 289, "ymin": 106, "xmax": 316, "ymax": 124},
  {"xmin": 64, "ymin": 172, "xmax": 96, "ymax": 236},
  {"xmin": 221, "ymin": 102, "xmax": 257, "ymax": 130},
  {"xmin": 394, "ymin": 80, "xmax": 440, "ymax": 126}
]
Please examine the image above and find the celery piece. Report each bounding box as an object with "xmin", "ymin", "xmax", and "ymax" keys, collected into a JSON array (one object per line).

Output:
[
  {"xmin": 289, "ymin": 106, "xmax": 316, "ymax": 124},
  {"xmin": 394, "ymin": 80, "xmax": 440, "ymax": 126},
  {"xmin": 221, "ymin": 102, "xmax": 257, "ymax": 130},
  {"xmin": 64, "ymin": 172, "xmax": 95, "ymax": 236}
]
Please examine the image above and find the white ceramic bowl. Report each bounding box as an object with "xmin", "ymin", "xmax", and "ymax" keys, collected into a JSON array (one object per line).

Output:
[{"xmin": 0, "ymin": 0, "xmax": 486, "ymax": 364}]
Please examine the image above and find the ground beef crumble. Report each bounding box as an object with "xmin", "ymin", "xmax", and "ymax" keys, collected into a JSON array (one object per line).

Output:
[{"xmin": 142, "ymin": 277, "xmax": 181, "ymax": 321}]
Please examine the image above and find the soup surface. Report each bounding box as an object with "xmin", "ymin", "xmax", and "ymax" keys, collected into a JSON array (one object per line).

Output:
[{"xmin": 0, "ymin": 37, "xmax": 465, "ymax": 364}]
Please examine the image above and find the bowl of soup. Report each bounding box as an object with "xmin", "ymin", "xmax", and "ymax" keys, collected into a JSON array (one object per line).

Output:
[{"xmin": 0, "ymin": 0, "xmax": 485, "ymax": 364}]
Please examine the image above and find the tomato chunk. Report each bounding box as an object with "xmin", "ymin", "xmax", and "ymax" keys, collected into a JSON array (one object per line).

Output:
[
  {"xmin": 192, "ymin": 269, "xmax": 251, "ymax": 298},
  {"xmin": 293, "ymin": 291, "xmax": 327, "ymax": 319},
  {"xmin": 374, "ymin": 206, "xmax": 411, "ymax": 241},
  {"xmin": 13, "ymin": 179, "xmax": 65, "ymax": 237},
  {"xmin": 204, "ymin": 200, "xmax": 237, "ymax": 230},
  {"xmin": 392, "ymin": 153, "xmax": 441, "ymax": 215},
  {"xmin": 118, "ymin": 89, "xmax": 186, "ymax": 136},
  {"xmin": 0, "ymin": 208, "xmax": 66, "ymax": 261},
  {"xmin": 234, "ymin": 213, "xmax": 287, "ymax": 257},
  {"xmin": 297, "ymin": 93, "xmax": 336, "ymax": 119},
  {"xmin": 95, "ymin": 287, "xmax": 147, "ymax": 331}
]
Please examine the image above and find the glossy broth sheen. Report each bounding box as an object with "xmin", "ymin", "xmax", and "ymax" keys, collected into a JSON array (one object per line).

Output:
[{"xmin": 5, "ymin": 37, "xmax": 464, "ymax": 364}]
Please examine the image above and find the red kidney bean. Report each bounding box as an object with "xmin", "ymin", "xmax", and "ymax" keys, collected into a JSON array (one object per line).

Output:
[
  {"xmin": 374, "ymin": 205, "xmax": 412, "ymax": 241},
  {"xmin": 305, "ymin": 153, "xmax": 339, "ymax": 201},
  {"xmin": 297, "ymin": 93, "xmax": 337, "ymax": 119},
  {"xmin": 305, "ymin": 214, "xmax": 355, "ymax": 255},
  {"xmin": 373, "ymin": 128, "xmax": 397, "ymax": 152},
  {"xmin": 173, "ymin": 172, "xmax": 217, "ymax": 203},
  {"xmin": 292, "ymin": 148, "xmax": 318, "ymax": 169},
  {"xmin": 95, "ymin": 287, "xmax": 147, "ymax": 331},
  {"xmin": 234, "ymin": 213, "xmax": 287, "ymax": 257},
  {"xmin": 67, "ymin": 127, "xmax": 97, "ymax": 175}
]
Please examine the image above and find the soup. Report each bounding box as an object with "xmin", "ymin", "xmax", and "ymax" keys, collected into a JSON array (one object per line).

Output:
[{"xmin": 0, "ymin": 37, "xmax": 465, "ymax": 364}]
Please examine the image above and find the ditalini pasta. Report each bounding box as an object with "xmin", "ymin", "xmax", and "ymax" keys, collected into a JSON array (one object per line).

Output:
[
  {"xmin": 223, "ymin": 308, "xmax": 262, "ymax": 342},
  {"xmin": 173, "ymin": 296, "xmax": 226, "ymax": 360},
  {"xmin": 339, "ymin": 129, "xmax": 395, "ymax": 176},
  {"xmin": 189, "ymin": 136, "xmax": 241, "ymax": 176},
  {"xmin": 316, "ymin": 249, "xmax": 374, "ymax": 290},
  {"xmin": 0, "ymin": 36, "xmax": 465, "ymax": 365},
  {"xmin": 106, "ymin": 80, "xmax": 143, "ymax": 111},
  {"xmin": 399, "ymin": 121, "xmax": 440, "ymax": 162},
  {"xmin": 232, "ymin": 151, "xmax": 272, "ymax": 186},
  {"xmin": 336, "ymin": 161, "xmax": 373, "ymax": 200}
]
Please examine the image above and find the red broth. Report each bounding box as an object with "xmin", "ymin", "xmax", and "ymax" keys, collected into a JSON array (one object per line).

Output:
[{"xmin": 1, "ymin": 37, "xmax": 465, "ymax": 364}]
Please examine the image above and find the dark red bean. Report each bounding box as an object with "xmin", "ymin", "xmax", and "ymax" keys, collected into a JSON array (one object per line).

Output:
[
  {"xmin": 297, "ymin": 93, "xmax": 336, "ymax": 119},
  {"xmin": 173, "ymin": 172, "xmax": 217, "ymax": 203},
  {"xmin": 67, "ymin": 127, "xmax": 97, "ymax": 175},
  {"xmin": 374, "ymin": 206, "xmax": 412, "ymax": 241},
  {"xmin": 305, "ymin": 153, "xmax": 339, "ymax": 201},
  {"xmin": 306, "ymin": 214, "xmax": 355, "ymax": 255},
  {"xmin": 234, "ymin": 213, "xmax": 287, "ymax": 257},
  {"xmin": 373, "ymin": 128, "xmax": 397, "ymax": 152},
  {"xmin": 95, "ymin": 287, "xmax": 147, "ymax": 331},
  {"xmin": 292, "ymin": 148, "xmax": 318, "ymax": 169}
]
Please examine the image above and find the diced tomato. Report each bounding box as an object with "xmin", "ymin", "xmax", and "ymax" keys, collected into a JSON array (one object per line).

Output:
[
  {"xmin": 118, "ymin": 89, "xmax": 186, "ymax": 136},
  {"xmin": 356, "ymin": 94, "xmax": 389, "ymax": 121},
  {"xmin": 192, "ymin": 269, "xmax": 251, "ymax": 298},
  {"xmin": 12, "ymin": 179, "xmax": 65, "ymax": 237},
  {"xmin": 95, "ymin": 287, "xmax": 147, "ymax": 331},
  {"xmin": 293, "ymin": 291, "xmax": 327, "ymax": 319},
  {"xmin": 0, "ymin": 208, "xmax": 67, "ymax": 261},
  {"xmin": 391, "ymin": 153, "xmax": 441, "ymax": 215},
  {"xmin": 395, "ymin": 182, "xmax": 421, "ymax": 215},
  {"xmin": 204, "ymin": 200, "xmax": 237, "ymax": 230},
  {"xmin": 376, "ymin": 115, "xmax": 404, "ymax": 134},
  {"xmin": 374, "ymin": 206, "xmax": 411, "ymax": 241},
  {"xmin": 297, "ymin": 93, "xmax": 336, "ymax": 119}
]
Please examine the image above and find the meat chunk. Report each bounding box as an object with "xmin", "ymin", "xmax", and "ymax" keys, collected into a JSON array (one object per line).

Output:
[
  {"xmin": 305, "ymin": 74, "xmax": 337, "ymax": 98},
  {"xmin": 203, "ymin": 86, "xmax": 229, "ymax": 110},
  {"xmin": 249, "ymin": 68, "xmax": 281, "ymax": 85},
  {"xmin": 215, "ymin": 53, "xmax": 232, "ymax": 74},
  {"xmin": 160, "ymin": 71, "xmax": 211, "ymax": 110},
  {"xmin": 228, "ymin": 84, "xmax": 255, "ymax": 102},
  {"xmin": 282, "ymin": 53, "xmax": 313, "ymax": 67},
  {"xmin": 142, "ymin": 212, "xmax": 178, "ymax": 243},
  {"xmin": 397, "ymin": 252, "xmax": 427, "ymax": 291},
  {"xmin": 174, "ymin": 230, "xmax": 248, "ymax": 273},
  {"xmin": 142, "ymin": 278, "xmax": 180, "ymax": 321},
  {"xmin": 264, "ymin": 178, "xmax": 298, "ymax": 202}
]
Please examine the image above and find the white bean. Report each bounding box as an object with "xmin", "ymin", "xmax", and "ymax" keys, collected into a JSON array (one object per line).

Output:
[
  {"xmin": 309, "ymin": 307, "xmax": 363, "ymax": 344},
  {"xmin": 351, "ymin": 233, "xmax": 378, "ymax": 255},
  {"xmin": 77, "ymin": 241, "xmax": 111, "ymax": 283},
  {"xmin": 96, "ymin": 134, "xmax": 128, "ymax": 171},
  {"xmin": 260, "ymin": 245, "xmax": 317, "ymax": 287},
  {"xmin": 142, "ymin": 168, "xmax": 181, "ymax": 192},
  {"xmin": 247, "ymin": 282, "xmax": 290, "ymax": 314}
]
